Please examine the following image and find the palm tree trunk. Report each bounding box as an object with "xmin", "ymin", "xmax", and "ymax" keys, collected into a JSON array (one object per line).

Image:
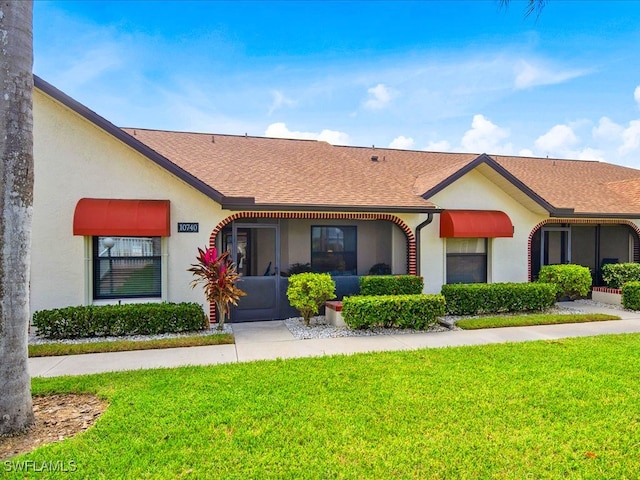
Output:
[{"xmin": 0, "ymin": 0, "xmax": 34, "ymax": 435}]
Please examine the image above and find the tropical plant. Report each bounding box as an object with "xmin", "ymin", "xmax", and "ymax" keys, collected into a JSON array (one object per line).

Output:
[
  {"xmin": 0, "ymin": 0, "xmax": 35, "ymax": 435},
  {"xmin": 188, "ymin": 247, "xmax": 246, "ymax": 330},
  {"xmin": 287, "ymin": 273, "xmax": 336, "ymax": 326}
]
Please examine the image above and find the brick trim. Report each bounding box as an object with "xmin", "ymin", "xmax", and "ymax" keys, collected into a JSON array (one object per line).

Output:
[
  {"xmin": 592, "ymin": 286, "xmax": 622, "ymax": 294},
  {"xmin": 527, "ymin": 218, "xmax": 640, "ymax": 281},
  {"xmin": 207, "ymin": 211, "xmax": 417, "ymax": 323}
]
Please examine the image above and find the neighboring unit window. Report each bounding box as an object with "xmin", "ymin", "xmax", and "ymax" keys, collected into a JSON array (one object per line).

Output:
[
  {"xmin": 93, "ymin": 236, "xmax": 161, "ymax": 299},
  {"xmin": 311, "ymin": 226, "xmax": 357, "ymax": 275},
  {"xmin": 446, "ymin": 238, "xmax": 487, "ymax": 284}
]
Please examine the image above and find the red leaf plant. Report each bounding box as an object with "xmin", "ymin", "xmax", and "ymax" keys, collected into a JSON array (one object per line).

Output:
[{"xmin": 188, "ymin": 247, "xmax": 246, "ymax": 329}]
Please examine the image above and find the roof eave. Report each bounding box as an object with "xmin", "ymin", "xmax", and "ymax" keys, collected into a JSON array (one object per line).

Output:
[
  {"xmin": 221, "ymin": 197, "xmax": 441, "ymax": 214},
  {"xmin": 550, "ymin": 211, "xmax": 640, "ymax": 219},
  {"xmin": 34, "ymin": 75, "xmax": 227, "ymax": 204}
]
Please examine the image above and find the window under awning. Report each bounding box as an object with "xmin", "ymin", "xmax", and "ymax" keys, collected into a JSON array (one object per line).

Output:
[
  {"xmin": 73, "ymin": 198, "xmax": 171, "ymax": 236},
  {"xmin": 440, "ymin": 210, "xmax": 513, "ymax": 238}
]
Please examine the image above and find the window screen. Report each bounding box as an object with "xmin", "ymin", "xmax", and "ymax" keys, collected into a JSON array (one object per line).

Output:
[
  {"xmin": 93, "ymin": 236, "xmax": 161, "ymax": 299},
  {"xmin": 446, "ymin": 238, "xmax": 487, "ymax": 284}
]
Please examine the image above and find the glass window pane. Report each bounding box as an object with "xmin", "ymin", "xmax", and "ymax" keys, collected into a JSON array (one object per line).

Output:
[
  {"xmin": 446, "ymin": 238, "xmax": 486, "ymax": 254},
  {"xmin": 446, "ymin": 238, "xmax": 487, "ymax": 284},
  {"xmin": 94, "ymin": 236, "xmax": 161, "ymax": 299},
  {"xmin": 311, "ymin": 226, "xmax": 357, "ymax": 275}
]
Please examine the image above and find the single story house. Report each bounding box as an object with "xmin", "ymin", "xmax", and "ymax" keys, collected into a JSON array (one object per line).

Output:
[{"xmin": 33, "ymin": 76, "xmax": 640, "ymax": 323}]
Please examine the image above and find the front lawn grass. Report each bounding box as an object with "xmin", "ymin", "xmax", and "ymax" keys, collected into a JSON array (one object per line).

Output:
[
  {"xmin": 456, "ymin": 312, "xmax": 620, "ymax": 330},
  {"xmin": 28, "ymin": 333, "xmax": 234, "ymax": 357},
  {"xmin": 10, "ymin": 333, "xmax": 640, "ymax": 479}
]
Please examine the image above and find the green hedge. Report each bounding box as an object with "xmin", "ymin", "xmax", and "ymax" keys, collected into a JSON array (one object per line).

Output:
[
  {"xmin": 341, "ymin": 294, "xmax": 445, "ymax": 330},
  {"xmin": 32, "ymin": 302, "xmax": 208, "ymax": 339},
  {"xmin": 359, "ymin": 275, "xmax": 424, "ymax": 296},
  {"xmin": 622, "ymin": 281, "xmax": 640, "ymax": 310},
  {"xmin": 441, "ymin": 283, "xmax": 557, "ymax": 315},
  {"xmin": 602, "ymin": 263, "xmax": 640, "ymax": 289},
  {"xmin": 537, "ymin": 264, "xmax": 592, "ymax": 300}
]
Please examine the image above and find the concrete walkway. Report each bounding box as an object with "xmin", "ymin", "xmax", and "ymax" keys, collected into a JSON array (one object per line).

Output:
[{"xmin": 28, "ymin": 302, "xmax": 640, "ymax": 378}]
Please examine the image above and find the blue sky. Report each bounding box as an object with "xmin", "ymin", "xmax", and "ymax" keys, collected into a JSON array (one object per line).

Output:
[{"xmin": 34, "ymin": 1, "xmax": 640, "ymax": 167}]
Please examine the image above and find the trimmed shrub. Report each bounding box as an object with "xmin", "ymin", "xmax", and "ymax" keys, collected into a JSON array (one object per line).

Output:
[
  {"xmin": 32, "ymin": 302, "xmax": 208, "ymax": 339},
  {"xmin": 537, "ymin": 264, "xmax": 592, "ymax": 300},
  {"xmin": 287, "ymin": 273, "xmax": 336, "ymax": 326},
  {"xmin": 342, "ymin": 294, "xmax": 446, "ymax": 330},
  {"xmin": 622, "ymin": 281, "xmax": 640, "ymax": 310},
  {"xmin": 602, "ymin": 263, "xmax": 640, "ymax": 289},
  {"xmin": 441, "ymin": 283, "xmax": 557, "ymax": 315},
  {"xmin": 359, "ymin": 275, "xmax": 424, "ymax": 296}
]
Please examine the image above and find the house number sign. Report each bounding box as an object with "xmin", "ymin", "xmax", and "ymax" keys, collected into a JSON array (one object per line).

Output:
[{"xmin": 177, "ymin": 222, "xmax": 199, "ymax": 233}]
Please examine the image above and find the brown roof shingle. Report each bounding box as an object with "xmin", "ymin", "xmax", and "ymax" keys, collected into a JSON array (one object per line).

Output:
[{"xmin": 121, "ymin": 128, "xmax": 640, "ymax": 216}]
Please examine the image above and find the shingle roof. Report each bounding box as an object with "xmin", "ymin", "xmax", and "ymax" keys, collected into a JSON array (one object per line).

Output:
[
  {"xmin": 121, "ymin": 128, "xmax": 640, "ymax": 216},
  {"xmin": 122, "ymin": 129, "xmax": 473, "ymax": 212},
  {"xmin": 492, "ymin": 155, "xmax": 640, "ymax": 215}
]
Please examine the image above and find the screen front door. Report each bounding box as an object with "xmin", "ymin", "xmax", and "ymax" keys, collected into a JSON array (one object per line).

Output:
[{"xmin": 228, "ymin": 223, "xmax": 280, "ymax": 322}]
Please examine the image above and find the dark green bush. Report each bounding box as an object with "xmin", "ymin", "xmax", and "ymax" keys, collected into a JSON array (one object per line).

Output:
[
  {"xmin": 32, "ymin": 302, "xmax": 208, "ymax": 339},
  {"xmin": 537, "ymin": 264, "xmax": 592, "ymax": 300},
  {"xmin": 441, "ymin": 283, "xmax": 557, "ymax": 315},
  {"xmin": 359, "ymin": 275, "xmax": 423, "ymax": 296},
  {"xmin": 601, "ymin": 263, "xmax": 640, "ymax": 289},
  {"xmin": 622, "ymin": 281, "xmax": 640, "ymax": 310},
  {"xmin": 286, "ymin": 263, "xmax": 313, "ymax": 276},
  {"xmin": 368, "ymin": 263, "xmax": 391, "ymax": 275},
  {"xmin": 342, "ymin": 294, "xmax": 445, "ymax": 330}
]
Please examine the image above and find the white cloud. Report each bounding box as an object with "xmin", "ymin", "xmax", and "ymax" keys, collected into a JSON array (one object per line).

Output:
[
  {"xmin": 534, "ymin": 124, "xmax": 579, "ymax": 155},
  {"xmin": 635, "ymin": 85, "xmax": 640, "ymax": 108},
  {"xmin": 425, "ymin": 140, "xmax": 452, "ymax": 152},
  {"xmin": 54, "ymin": 44, "xmax": 124, "ymax": 90},
  {"xmin": 264, "ymin": 122, "xmax": 350, "ymax": 145},
  {"xmin": 620, "ymin": 120, "xmax": 640, "ymax": 155},
  {"xmin": 593, "ymin": 116, "xmax": 624, "ymax": 143},
  {"xmin": 461, "ymin": 114, "xmax": 511, "ymax": 153},
  {"xmin": 388, "ymin": 135, "xmax": 414, "ymax": 149},
  {"xmin": 576, "ymin": 147, "xmax": 604, "ymax": 161},
  {"xmin": 518, "ymin": 148, "xmax": 534, "ymax": 157},
  {"xmin": 363, "ymin": 83, "xmax": 396, "ymax": 110},
  {"xmin": 268, "ymin": 90, "xmax": 296, "ymax": 116},
  {"xmin": 513, "ymin": 60, "xmax": 588, "ymax": 90}
]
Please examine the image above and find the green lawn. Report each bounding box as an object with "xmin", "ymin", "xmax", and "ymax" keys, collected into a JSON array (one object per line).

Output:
[
  {"xmin": 8, "ymin": 333, "xmax": 640, "ymax": 479},
  {"xmin": 456, "ymin": 312, "xmax": 621, "ymax": 329},
  {"xmin": 28, "ymin": 333, "xmax": 234, "ymax": 357}
]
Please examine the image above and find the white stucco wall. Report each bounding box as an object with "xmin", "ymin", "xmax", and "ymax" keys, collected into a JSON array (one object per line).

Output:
[
  {"xmin": 32, "ymin": 90, "xmax": 228, "ymax": 316},
  {"xmin": 419, "ymin": 169, "xmax": 547, "ymax": 294}
]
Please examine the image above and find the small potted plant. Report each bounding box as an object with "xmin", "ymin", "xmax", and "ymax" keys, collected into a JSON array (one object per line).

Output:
[{"xmin": 188, "ymin": 247, "xmax": 246, "ymax": 330}]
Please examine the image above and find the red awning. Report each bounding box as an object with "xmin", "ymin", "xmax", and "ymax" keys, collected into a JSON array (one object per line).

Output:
[
  {"xmin": 73, "ymin": 198, "xmax": 171, "ymax": 236},
  {"xmin": 440, "ymin": 210, "xmax": 513, "ymax": 238}
]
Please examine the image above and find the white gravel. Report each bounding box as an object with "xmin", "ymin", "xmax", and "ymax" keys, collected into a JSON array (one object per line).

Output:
[
  {"xmin": 284, "ymin": 316, "xmax": 451, "ymax": 340},
  {"xmin": 29, "ymin": 324, "xmax": 233, "ymax": 345},
  {"xmin": 284, "ymin": 299, "xmax": 627, "ymax": 340}
]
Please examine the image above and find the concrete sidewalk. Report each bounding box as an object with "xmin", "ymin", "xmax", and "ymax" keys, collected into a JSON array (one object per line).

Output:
[{"xmin": 28, "ymin": 303, "xmax": 640, "ymax": 378}]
